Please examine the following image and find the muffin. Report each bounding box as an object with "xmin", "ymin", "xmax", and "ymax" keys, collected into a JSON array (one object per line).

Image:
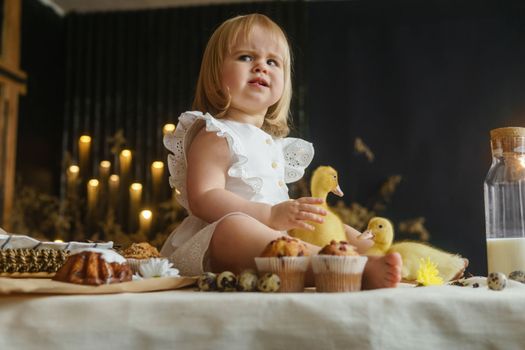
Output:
[
  {"xmin": 255, "ymin": 236, "xmax": 310, "ymax": 292},
  {"xmin": 312, "ymin": 240, "xmax": 367, "ymax": 292},
  {"xmin": 122, "ymin": 242, "xmax": 163, "ymax": 274}
]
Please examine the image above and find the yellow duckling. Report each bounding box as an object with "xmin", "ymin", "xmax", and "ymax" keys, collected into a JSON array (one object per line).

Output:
[
  {"xmin": 361, "ymin": 217, "xmax": 468, "ymax": 282},
  {"xmin": 289, "ymin": 166, "xmax": 347, "ymax": 247}
]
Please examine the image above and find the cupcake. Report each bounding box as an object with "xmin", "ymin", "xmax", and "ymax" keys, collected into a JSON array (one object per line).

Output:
[
  {"xmin": 254, "ymin": 236, "xmax": 310, "ymax": 292},
  {"xmin": 312, "ymin": 240, "xmax": 367, "ymax": 292},
  {"xmin": 122, "ymin": 242, "xmax": 163, "ymax": 274}
]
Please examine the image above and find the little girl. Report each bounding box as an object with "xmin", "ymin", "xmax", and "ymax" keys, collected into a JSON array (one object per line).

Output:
[{"xmin": 161, "ymin": 13, "xmax": 402, "ymax": 289}]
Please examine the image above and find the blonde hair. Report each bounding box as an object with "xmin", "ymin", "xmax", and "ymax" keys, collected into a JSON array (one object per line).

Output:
[{"xmin": 192, "ymin": 14, "xmax": 292, "ymax": 137}]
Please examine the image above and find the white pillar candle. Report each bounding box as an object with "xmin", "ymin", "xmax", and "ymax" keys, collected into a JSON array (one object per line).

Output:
[
  {"xmin": 129, "ymin": 182, "xmax": 142, "ymax": 232},
  {"xmin": 163, "ymin": 123, "xmax": 175, "ymax": 135},
  {"xmin": 139, "ymin": 209, "xmax": 152, "ymax": 235},
  {"xmin": 108, "ymin": 174, "xmax": 119, "ymax": 213},
  {"xmin": 87, "ymin": 179, "xmax": 99, "ymax": 229},
  {"xmin": 151, "ymin": 161, "xmax": 164, "ymax": 204},
  {"xmin": 78, "ymin": 135, "xmax": 91, "ymax": 179},
  {"xmin": 67, "ymin": 165, "xmax": 79, "ymax": 197}
]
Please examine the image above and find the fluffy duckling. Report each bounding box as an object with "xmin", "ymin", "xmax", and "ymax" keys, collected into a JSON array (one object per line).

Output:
[
  {"xmin": 361, "ymin": 217, "xmax": 468, "ymax": 282},
  {"xmin": 289, "ymin": 166, "xmax": 347, "ymax": 247}
]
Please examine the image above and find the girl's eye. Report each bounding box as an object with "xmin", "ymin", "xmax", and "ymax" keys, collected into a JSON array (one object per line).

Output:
[
  {"xmin": 238, "ymin": 55, "xmax": 253, "ymax": 62},
  {"xmin": 267, "ymin": 59, "xmax": 279, "ymax": 67}
]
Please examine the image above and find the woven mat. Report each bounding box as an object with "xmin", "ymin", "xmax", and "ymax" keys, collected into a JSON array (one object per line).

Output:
[{"xmin": 0, "ymin": 276, "xmax": 196, "ymax": 295}]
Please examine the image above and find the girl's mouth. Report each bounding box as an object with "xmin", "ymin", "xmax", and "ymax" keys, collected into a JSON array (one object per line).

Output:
[{"xmin": 248, "ymin": 78, "xmax": 269, "ymax": 87}]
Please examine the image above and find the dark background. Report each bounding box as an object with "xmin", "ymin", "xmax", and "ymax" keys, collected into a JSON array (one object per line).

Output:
[{"xmin": 18, "ymin": 0, "xmax": 525, "ymax": 275}]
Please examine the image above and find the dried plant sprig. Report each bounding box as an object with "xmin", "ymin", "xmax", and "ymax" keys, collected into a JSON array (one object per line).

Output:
[
  {"xmin": 398, "ymin": 217, "xmax": 430, "ymax": 242},
  {"xmin": 354, "ymin": 137, "xmax": 375, "ymax": 162}
]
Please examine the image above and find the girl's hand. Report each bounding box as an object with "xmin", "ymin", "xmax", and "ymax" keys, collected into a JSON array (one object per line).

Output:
[{"xmin": 269, "ymin": 197, "xmax": 327, "ymax": 231}]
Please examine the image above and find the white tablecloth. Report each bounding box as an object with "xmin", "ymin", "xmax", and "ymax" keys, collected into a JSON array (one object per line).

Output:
[{"xmin": 1, "ymin": 283, "xmax": 524, "ymax": 350}]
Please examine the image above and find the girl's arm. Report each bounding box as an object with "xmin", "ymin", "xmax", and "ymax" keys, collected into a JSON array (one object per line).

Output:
[{"xmin": 187, "ymin": 128, "xmax": 325, "ymax": 231}]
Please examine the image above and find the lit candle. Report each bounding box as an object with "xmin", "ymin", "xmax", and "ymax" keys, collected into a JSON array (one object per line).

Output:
[
  {"xmin": 67, "ymin": 165, "xmax": 80, "ymax": 197},
  {"xmin": 139, "ymin": 209, "xmax": 152, "ymax": 235},
  {"xmin": 163, "ymin": 123, "xmax": 176, "ymax": 135},
  {"xmin": 87, "ymin": 179, "xmax": 99, "ymax": 229},
  {"xmin": 100, "ymin": 160, "xmax": 111, "ymax": 180},
  {"xmin": 87, "ymin": 179, "xmax": 99, "ymax": 208},
  {"xmin": 99, "ymin": 161, "xmax": 111, "ymax": 205},
  {"xmin": 78, "ymin": 135, "xmax": 92, "ymax": 178},
  {"xmin": 119, "ymin": 149, "xmax": 132, "ymax": 179},
  {"xmin": 129, "ymin": 182, "xmax": 142, "ymax": 232},
  {"xmin": 151, "ymin": 161, "xmax": 164, "ymax": 203},
  {"xmin": 108, "ymin": 174, "xmax": 120, "ymax": 214}
]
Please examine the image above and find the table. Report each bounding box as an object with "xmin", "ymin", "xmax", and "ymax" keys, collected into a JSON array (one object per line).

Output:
[{"xmin": 1, "ymin": 282, "xmax": 524, "ymax": 350}]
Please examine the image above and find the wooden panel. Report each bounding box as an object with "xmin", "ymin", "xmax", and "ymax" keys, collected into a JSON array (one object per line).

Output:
[
  {"xmin": 0, "ymin": 78, "xmax": 24, "ymax": 229},
  {"xmin": 0, "ymin": 0, "xmax": 26, "ymax": 229},
  {"xmin": 1, "ymin": 0, "xmax": 20, "ymax": 70}
]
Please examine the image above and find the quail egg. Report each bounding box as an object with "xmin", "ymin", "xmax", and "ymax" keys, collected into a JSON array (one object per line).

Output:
[
  {"xmin": 217, "ymin": 271, "xmax": 238, "ymax": 291},
  {"xmin": 487, "ymin": 272, "xmax": 507, "ymax": 291},
  {"xmin": 257, "ymin": 273, "xmax": 281, "ymax": 292},
  {"xmin": 509, "ymin": 270, "xmax": 525, "ymax": 284},
  {"xmin": 237, "ymin": 270, "xmax": 258, "ymax": 292},
  {"xmin": 197, "ymin": 272, "xmax": 218, "ymax": 291}
]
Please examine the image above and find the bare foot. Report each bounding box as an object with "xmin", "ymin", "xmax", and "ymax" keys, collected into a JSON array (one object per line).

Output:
[{"xmin": 362, "ymin": 253, "xmax": 402, "ymax": 289}]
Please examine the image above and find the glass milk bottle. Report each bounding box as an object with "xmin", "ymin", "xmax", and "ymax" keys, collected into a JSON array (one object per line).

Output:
[{"xmin": 484, "ymin": 127, "xmax": 525, "ymax": 275}]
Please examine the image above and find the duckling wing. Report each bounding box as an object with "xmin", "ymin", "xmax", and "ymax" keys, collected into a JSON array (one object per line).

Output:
[
  {"xmin": 389, "ymin": 242, "xmax": 467, "ymax": 281},
  {"xmin": 289, "ymin": 226, "xmax": 319, "ymax": 246},
  {"xmin": 289, "ymin": 214, "xmax": 346, "ymax": 247}
]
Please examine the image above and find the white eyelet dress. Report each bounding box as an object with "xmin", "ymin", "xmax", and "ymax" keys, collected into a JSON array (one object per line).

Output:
[{"xmin": 161, "ymin": 111, "xmax": 314, "ymax": 276}]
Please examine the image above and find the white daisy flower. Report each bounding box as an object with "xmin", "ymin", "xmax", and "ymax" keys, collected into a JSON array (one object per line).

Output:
[{"xmin": 139, "ymin": 258, "xmax": 180, "ymax": 278}]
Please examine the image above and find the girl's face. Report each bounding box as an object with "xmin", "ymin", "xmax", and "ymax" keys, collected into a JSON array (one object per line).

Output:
[{"xmin": 221, "ymin": 24, "xmax": 286, "ymax": 117}]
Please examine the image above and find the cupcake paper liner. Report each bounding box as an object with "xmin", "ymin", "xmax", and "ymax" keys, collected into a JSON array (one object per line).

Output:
[
  {"xmin": 254, "ymin": 256, "xmax": 310, "ymax": 292},
  {"xmin": 126, "ymin": 257, "xmax": 168, "ymax": 275},
  {"xmin": 311, "ymin": 255, "xmax": 368, "ymax": 292}
]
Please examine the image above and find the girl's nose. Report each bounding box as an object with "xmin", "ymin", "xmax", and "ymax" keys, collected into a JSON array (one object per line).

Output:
[{"xmin": 252, "ymin": 62, "xmax": 268, "ymax": 74}]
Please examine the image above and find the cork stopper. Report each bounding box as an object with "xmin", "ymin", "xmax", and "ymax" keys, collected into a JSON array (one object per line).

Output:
[{"xmin": 490, "ymin": 127, "xmax": 525, "ymax": 140}]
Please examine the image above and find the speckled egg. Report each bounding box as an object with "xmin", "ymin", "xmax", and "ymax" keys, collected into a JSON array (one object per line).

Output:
[
  {"xmin": 257, "ymin": 273, "xmax": 281, "ymax": 292},
  {"xmin": 197, "ymin": 272, "xmax": 218, "ymax": 291},
  {"xmin": 509, "ymin": 270, "xmax": 525, "ymax": 283},
  {"xmin": 217, "ymin": 271, "xmax": 238, "ymax": 291},
  {"xmin": 237, "ymin": 270, "xmax": 258, "ymax": 292},
  {"xmin": 488, "ymin": 272, "xmax": 507, "ymax": 291}
]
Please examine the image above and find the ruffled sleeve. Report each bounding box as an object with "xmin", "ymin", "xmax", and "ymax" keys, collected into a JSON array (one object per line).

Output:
[
  {"xmin": 280, "ymin": 138, "xmax": 315, "ymax": 183},
  {"xmin": 164, "ymin": 112, "xmax": 198, "ymax": 210},
  {"xmin": 164, "ymin": 111, "xmax": 264, "ymax": 210}
]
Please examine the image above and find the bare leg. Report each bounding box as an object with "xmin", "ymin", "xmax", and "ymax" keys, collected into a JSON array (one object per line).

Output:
[
  {"xmin": 210, "ymin": 214, "xmax": 401, "ymax": 289},
  {"xmin": 209, "ymin": 214, "xmax": 320, "ymax": 284}
]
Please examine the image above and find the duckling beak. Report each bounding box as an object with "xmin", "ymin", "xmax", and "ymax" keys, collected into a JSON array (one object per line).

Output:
[
  {"xmin": 358, "ymin": 230, "xmax": 374, "ymax": 240},
  {"xmin": 331, "ymin": 185, "xmax": 344, "ymax": 197}
]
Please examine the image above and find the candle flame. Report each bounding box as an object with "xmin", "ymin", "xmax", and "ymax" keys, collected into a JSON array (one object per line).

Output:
[
  {"xmin": 121, "ymin": 149, "xmax": 132, "ymax": 158},
  {"xmin": 163, "ymin": 124, "xmax": 176, "ymax": 134},
  {"xmin": 68, "ymin": 165, "xmax": 80, "ymax": 174},
  {"xmin": 109, "ymin": 174, "xmax": 119, "ymax": 182},
  {"xmin": 152, "ymin": 161, "xmax": 164, "ymax": 169},
  {"xmin": 79, "ymin": 135, "xmax": 91, "ymax": 144},
  {"xmin": 131, "ymin": 183, "xmax": 142, "ymax": 191},
  {"xmin": 140, "ymin": 209, "xmax": 152, "ymax": 220},
  {"xmin": 100, "ymin": 160, "xmax": 111, "ymax": 169},
  {"xmin": 88, "ymin": 179, "xmax": 99, "ymax": 188}
]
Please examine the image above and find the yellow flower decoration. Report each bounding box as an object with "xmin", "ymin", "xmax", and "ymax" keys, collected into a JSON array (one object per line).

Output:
[{"xmin": 416, "ymin": 257, "xmax": 444, "ymax": 286}]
